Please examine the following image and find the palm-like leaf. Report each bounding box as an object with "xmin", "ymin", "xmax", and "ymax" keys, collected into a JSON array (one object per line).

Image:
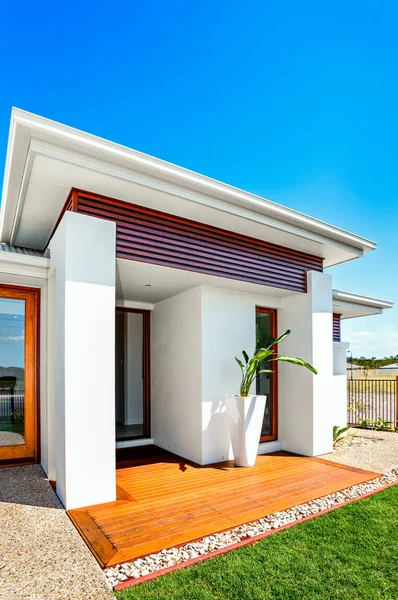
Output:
[
  {"xmin": 236, "ymin": 329, "xmax": 317, "ymax": 396},
  {"xmin": 273, "ymin": 355, "xmax": 318, "ymax": 374}
]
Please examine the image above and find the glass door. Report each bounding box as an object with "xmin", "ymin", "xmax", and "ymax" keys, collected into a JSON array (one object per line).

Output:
[
  {"xmin": 256, "ymin": 307, "xmax": 278, "ymax": 442},
  {"xmin": 115, "ymin": 308, "xmax": 150, "ymax": 441},
  {"xmin": 0, "ymin": 285, "xmax": 39, "ymax": 463}
]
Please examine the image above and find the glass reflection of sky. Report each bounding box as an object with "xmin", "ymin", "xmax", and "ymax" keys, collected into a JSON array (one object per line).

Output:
[{"xmin": 0, "ymin": 299, "xmax": 25, "ymax": 369}]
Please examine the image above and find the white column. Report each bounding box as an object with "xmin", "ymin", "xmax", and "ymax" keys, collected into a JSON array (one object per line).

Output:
[
  {"xmin": 278, "ymin": 271, "xmax": 334, "ymax": 456},
  {"xmin": 333, "ymin": 341, "xmax": 350, "ymax": 430},
  {"xmin": 50, "ymin": 211, "xmax": 116, "ymax": 509}
]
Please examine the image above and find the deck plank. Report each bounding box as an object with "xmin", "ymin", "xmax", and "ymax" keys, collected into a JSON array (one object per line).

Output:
[{"xmin": 68, "ymin": 450, "xmax": 379, "ymax": 567}]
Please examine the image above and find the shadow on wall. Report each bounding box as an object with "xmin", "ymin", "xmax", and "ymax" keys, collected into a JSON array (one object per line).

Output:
[
  {"xmin": 202, "ymin": 398, "xmax": 232, "ymax": 464},
  {"xmin": 0, "ymin": 464, "xmax": 63, "ymax": 509}
]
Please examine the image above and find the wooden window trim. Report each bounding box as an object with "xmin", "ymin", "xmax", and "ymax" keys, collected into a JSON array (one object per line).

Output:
[
  {"xmin": 0, "ymin": 284, "xmax": 40, "ymax": 465},
  {"xmin": 256, "ymin": 307, "xmax": 278, "ymax": 443}
]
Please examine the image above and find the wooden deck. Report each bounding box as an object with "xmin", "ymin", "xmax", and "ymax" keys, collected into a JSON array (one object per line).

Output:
[{"xmin": 68, "ymin": 449, "xmax": 379, "ymax": 568}]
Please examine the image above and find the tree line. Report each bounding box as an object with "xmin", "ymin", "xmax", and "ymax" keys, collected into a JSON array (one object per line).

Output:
[{"xmin": 348, "ymin": 355, "xmax": 398, "ymax": 369}]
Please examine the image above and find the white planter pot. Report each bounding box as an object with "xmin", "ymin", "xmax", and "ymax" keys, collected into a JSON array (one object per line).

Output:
[{"xmin": 225, "ymin": 395, "xmax": 267, "ymax": 467}]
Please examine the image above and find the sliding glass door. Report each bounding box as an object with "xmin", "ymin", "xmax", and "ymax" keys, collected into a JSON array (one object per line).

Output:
[
  {"xmin": 256, "ymin": 307, "xmax": 278, "ymax": 442},
  {"xmin": 0, "ymin": 285, "xmax": 39, "ymax": 463},
  {"xmin": 115, "ymin": 309, "xmax": 150, "ymax": 441}
]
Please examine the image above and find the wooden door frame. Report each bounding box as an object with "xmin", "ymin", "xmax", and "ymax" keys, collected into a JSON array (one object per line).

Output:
[
  {"xmin": 115, "ymin": 307, "xmax": 151, "ymax": 439},
  {"xmin": 0, "ymin": 284, "xmax": 40, "ymax": 465},
  {"xmin": 256, "ymin": 307, "xmax": 278, "ymax": 443}
]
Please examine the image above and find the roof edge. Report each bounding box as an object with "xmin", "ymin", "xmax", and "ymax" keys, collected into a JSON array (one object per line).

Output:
[
  {"xmin": 1, "ymin": 108, "xmax": 377, "ymax": 256},
  {"xmin": 333, "ymin": 289, "xmax": 393, "ymax": 310}
]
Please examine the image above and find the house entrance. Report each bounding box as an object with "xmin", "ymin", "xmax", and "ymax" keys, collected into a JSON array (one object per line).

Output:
[
  {"xmin": 0, "ymin": 285, "xmax": 39, "ymax": 464},
  {"xmin": 115, "ymin": 308, "xmax": 150, "ymax": 441}
]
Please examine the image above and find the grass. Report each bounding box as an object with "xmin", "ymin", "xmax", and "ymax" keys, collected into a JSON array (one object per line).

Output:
[{"xmin": 116, "ymin": 484, "xmax": 398, "ymax": 600}]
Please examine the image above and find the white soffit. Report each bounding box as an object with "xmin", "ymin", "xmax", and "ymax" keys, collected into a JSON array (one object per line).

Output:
[
  {"xmin": 333, "ymin": 289, "xmax": 393, "ymax": 319},
  {"xmin": 1, "ymin": 108, "xmax": 377, "ymax": 266},
  {"xmin": 116, "ymin": 258, "xmax": 296, "ymax": 304}
]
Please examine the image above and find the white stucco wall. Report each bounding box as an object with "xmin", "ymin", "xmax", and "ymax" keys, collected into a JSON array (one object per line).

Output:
[
  {"xmin": 278, "ymin": 271, "xmax": 334, "ymax": 456},
  {"xmin": 200, "ymin": 287, "xmax": 282, "ymax": 464},
  {"xmin": 151, "ymin": 286, "xmax": 203, "ymax": 463},
  {"xmin": 151, "ymin": 279, "xmax": 336, "ymax": 464},
  {"xmin": 49, "ymin": 211, "xmax": 117, "ymax": 509}
]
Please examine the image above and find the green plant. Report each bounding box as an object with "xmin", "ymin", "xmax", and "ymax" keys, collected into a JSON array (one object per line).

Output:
[
  {"xmin": 333, "ymin": 425, "xmax": 349, "ymax": 445},
  {"xmin": 235, "ymin": 329, "xmax": 317, "ymax": 397},
  {"xmin": 356, "ymin": 417, "xmax": 394, "ymax": 431},
  {"xmin": 356, "ymin": 418, "xmax": 374, "ymax": 428},
  {"xmin": 374, "ymin": 417, "xmax": 393, "ymax": 430}
]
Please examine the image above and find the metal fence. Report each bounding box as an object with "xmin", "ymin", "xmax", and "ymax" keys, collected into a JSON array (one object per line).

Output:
[
  {"xmin": 0, "ymin": 388, "xmax": 25, "ymax": 423},
  {"xmin": 347, "ymin": 379, "xmax": 397, "ymax": 426}
]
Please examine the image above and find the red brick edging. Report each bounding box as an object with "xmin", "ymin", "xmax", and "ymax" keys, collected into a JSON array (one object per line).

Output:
[{"xmin": 114, "ymin": 480, "xmax": 397, "ymax": 591}]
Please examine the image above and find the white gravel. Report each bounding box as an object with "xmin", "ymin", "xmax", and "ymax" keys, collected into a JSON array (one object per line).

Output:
[
  {"xmin": 105, "ymin": 466, "xmax": 398, "ymax": 589},
  {"xmin": 321, "ymin": 428, "xmax": 398, "ymax": 473}
]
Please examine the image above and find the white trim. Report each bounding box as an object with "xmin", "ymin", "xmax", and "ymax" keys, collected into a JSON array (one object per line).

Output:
[
  {"xmin": 0, "ymin": 252, "xmax": 49, "ymax": 279},
  {"xmin": 333, "ymin": 289, "xmax": 393, "ymax": 310},
  {"xmin": 116, "ymin": 438, "xmax": 154, "ymax": 449},
  {"xmin": 333, "ymin": 342, "xmax": 350, "ymax": 350},
  {"xmin": 9, "ymin": 149, "xmax": 35, "ymax": 246},
  {"xmin": 257, "ymin": 440, "xmax": 283, "ymax": 455},
  {"xmin": 115, "ymin": 299, "xmax": 154, "ymax": 311}
]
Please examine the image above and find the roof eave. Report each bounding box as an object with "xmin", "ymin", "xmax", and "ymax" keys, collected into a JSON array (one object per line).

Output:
[{"xmin": 1, "ymin": 108, "xmax": 378, "ymax": 259}]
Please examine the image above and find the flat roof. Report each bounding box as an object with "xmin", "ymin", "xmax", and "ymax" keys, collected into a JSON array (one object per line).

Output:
[
  {"xmin": 1, "ymin": 108, "xmax": 377, "ymax": 267},
  {"xmin": 333, "ymin": 289, "xmax": 393, "ymax": 319}
]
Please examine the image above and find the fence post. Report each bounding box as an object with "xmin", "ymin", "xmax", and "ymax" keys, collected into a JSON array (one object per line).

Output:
[{"xmin": 10, "ymin": 387, "xmax": 15, "ymax": 424}]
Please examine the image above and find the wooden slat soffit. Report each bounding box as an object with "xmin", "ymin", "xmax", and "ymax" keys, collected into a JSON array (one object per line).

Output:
[
  {"xmin": 333, "ymin": 313, "xmax": 342, "ymax": 342},
  {"xmin": 62, "ymin": 189, "xmax": 323, "ymax": 293}
]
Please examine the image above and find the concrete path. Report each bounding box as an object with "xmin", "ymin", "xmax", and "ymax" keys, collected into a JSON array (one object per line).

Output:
[
  {"xmin": 0, "ymin": 465, "xmax": 114, "ymax": 600},
  {"xmin": 320, "ymin": 428, "xmax": 398, "ymax": 473}
]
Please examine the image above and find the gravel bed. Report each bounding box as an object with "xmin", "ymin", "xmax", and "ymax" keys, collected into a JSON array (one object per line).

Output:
[
  {"xmin": 321, "ymin": 428, "xmax": 398, "ymax": 473},
  {"xmin": 105, "ymin": 466, "xmax": 398, "ymax": 589}
]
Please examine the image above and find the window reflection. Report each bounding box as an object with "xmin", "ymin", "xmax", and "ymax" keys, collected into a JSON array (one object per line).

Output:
[
  {"xmin": 256, "ymin": 310, "xmax": 274, "ymax": 438},
  {"xmin": 0, "ymin": 298, "xmax": 25, "ymax": 447}
]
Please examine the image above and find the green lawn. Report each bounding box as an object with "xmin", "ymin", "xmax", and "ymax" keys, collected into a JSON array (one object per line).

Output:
[{"xmin": 116, "ymin": 484, "xmax": 398, "ymax": 600}]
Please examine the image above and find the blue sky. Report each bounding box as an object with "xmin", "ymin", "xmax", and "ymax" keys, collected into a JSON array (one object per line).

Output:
[{"xmin": 0, "ymin": 1, "xmax": 396, "ymax": 357}]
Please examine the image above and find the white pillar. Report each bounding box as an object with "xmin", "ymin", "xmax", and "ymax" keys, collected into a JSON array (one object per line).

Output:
[
  {"xmin": 50, "ymin": 211, "xmax": 116, "ymax": 509},
  {"xmin": 333, "ymin": 341, "xmax": 350, "ymax": 430},
  {"xmin": 278, "ymin": 271, "xmax": 334, "ymax": 456}
]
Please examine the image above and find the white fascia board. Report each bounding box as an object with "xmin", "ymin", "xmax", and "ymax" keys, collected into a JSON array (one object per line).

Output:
[
  {"xmin": 0, "ymin": 251, "xmax": 50, "ymax": 279},
  {"xmin": 116, "ymin": 299, "xmax": 154, "ymax": 311},
  {"xmin": 1, "ymin": 108, "xmax": 377, "ymax": 260},
  {"xmin": 23, "ymin": 139, "xmax": 366, "ymax": 262},
  {"xmin": 333, "ymin": 289, "xmax": 393, "ymax": 310}
]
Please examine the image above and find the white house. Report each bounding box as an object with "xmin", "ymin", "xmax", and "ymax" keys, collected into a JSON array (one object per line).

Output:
[{"xmin": 0, "ymin": 109, "xmax": 392, "ymax": 510}]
